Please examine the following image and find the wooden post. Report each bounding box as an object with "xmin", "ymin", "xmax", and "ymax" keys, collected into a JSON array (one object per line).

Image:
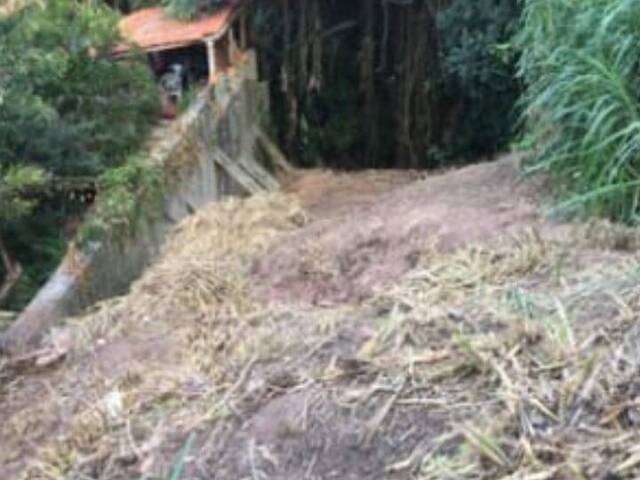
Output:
[
  {"xmin": 239, "ymin": 13, "xmax": 247, "ymax": 49},
  {"xmin": 212, "ymin": 161, "xmax": 220, "ymax": 200},
  {"xmin": 205, "ymin": 38, "xmax": 216, "ymax": 84},
  {"xmin": 228, "ymin": 27, "xmax": 236, "ymax": 62}
]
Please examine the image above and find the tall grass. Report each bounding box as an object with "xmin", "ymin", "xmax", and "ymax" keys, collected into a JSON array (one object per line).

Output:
[{"xmin": 517, "ymin": 0, "xmax": 640, "ymax": 222}]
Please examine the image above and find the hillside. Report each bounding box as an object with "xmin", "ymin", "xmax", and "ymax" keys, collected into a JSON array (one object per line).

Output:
[{"xmin": 3, "ymin": 157, "xmax": 640, "ymax": 479}]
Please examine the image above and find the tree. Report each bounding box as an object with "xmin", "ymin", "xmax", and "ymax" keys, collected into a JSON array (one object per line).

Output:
[
  {"xmin": 436, "ymin": 0, "xmax": 521, "ymax": 161},
  {"xmin": 253, "ymin": 0, "xmax": 521, "ymax": 169},
  {"xmin": 0, "ymin": 0, "xmax": 159, "ymax": 308}
]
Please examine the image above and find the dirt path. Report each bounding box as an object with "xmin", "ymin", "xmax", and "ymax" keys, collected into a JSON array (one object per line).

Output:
[
  {"xmin": 281, "ymin": 168, "xmax": 424, "ymax": 220},
  {"xmin": 3, "ymin": 155, "xmax": 640, "ymax": 479}
]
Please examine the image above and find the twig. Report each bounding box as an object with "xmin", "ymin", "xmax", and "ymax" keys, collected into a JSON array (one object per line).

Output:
[
  {"xmin": 206, "ymin": 355, "xmax": 258, "ymax": 420},
  {"xmin": 384, "ymin": 440, "xmax": 428, "ymax": 474},
  {"xmin": 304, "ymin": 453, "xmax": 318, "ymax": 479},
  {"xmin": 361, "ymin": 380, "xmax": 405, "ymax": 447},
  {"xmin": 248, "ymin": 438, "xmax": 263, "ymax": 480},
  {"xmin": 569, "ymin": 357, "xmax": 603, "ymax": 427}
]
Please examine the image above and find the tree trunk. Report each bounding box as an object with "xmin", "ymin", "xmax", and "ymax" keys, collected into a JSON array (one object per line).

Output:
[
  {"xmin": 282, "ymin": 0, "xmax": 299, "ymax": 161},
  {"xmin": 0, "ymin": 235, "xmax": 22, "ymax": 307},
  {"xmin": 265, "ymin": 0, "xmax": 444, "ymax": 169},
  {"xmin": 360, "ymin": 0, "xmax": 379, "ymax": 165},
  {"xmin": 298, "ymin": 0, "xmax": 309, "ymax": 98},
  {"xmin": 393, "ymin": 2, "xmax": 413, "ymax": 167},
  {"xmin": 393, "ymin": 0, "xmax": 438, "ymax": 168},
  {"xmin": 410, "ymin": 0, "xmax": 438, "ymax": 168}
]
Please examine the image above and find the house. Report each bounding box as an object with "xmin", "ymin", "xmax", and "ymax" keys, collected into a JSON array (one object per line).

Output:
[{"xmin": 114, "ymin": 0, "xmax": 250, "ymax": 86}]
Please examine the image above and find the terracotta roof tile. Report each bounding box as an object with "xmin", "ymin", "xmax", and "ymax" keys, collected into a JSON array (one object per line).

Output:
[{"xmin": 115, "ymin": 1, "xmax": 243, "ymax": 54}]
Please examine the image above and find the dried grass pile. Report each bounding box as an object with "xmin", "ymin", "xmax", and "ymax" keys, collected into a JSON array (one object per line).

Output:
[
  {"xmin": 356, "ymin": 229, "xmax": 640, "ymax": 479},
  {"xmin": 77, "ymin": 193, "xmax": 307, "ymax": 377},
  {"xmin": 7, "ymin": 191, "xmax": 640, "ymax": 480},
  {"xmin": 4, "ymin": 193, "xmax": 308, "ymax": 480},
  {"xmin": 142, "ymin": 194, "xmax": 303, "ymax": 313}
]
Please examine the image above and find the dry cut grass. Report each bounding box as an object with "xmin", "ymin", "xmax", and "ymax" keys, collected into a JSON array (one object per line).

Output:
[
  {"xmin": 359, "ymin": 227, "xmax": 640, "ymax": 479},
  {"xmin": 4, "ymin": 195, "xmax": 640, "ymax": 479},
  {"xmin": 2, "ymin": 193, "xmax": 310, "ymax": 480}
]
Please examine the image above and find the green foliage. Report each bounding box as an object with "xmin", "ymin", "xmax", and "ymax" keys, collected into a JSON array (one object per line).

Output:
[
  {"xmin": 517, "ymin": 0, "xmax": 640, "ymax": 222},
  {"xmin": 436, "ymin": 0, "xmax": 521, "ymax": 161},
  {"xmin": 3, "ymin": 208, "xmax": 68, "ymax": 308},
  {"xmin": 0, "ymin": 0, "xmax": 160, "ymax": 308},
  {"xmin": 0, "ymin": 165, "xmax": 56, "ymax": 310},
  {"xmin": 0, "ymin": 0, "xmax": 159, "ymax": 177},
  {"xmin": 77, "ymin": 158, "xmax": 163, "ymax": 247},
  {"xmin": 0, "ymin": 166, "xmax": 48, "ymax": 222},
  {"xmin": 162, "ymin": 0, "xmax": 228, "ymax": 20},
  {"xmin": 128, "ymin": 0, "xmax": 162, "ymax": 9},
  {"xmin": 126, "ymin": 0, "xmax": 228, "ymax": 21}
]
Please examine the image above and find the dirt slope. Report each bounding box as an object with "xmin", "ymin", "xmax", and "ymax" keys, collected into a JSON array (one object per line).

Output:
[
  {"xmin": 256, "ymin": 155, "xmax": 543, "ymax": 305},
  {"xmin": 3, "ymin": 155, "xmax": 640, "ymax": 480}
]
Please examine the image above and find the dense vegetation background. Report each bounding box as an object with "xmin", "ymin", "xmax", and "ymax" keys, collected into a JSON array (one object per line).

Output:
[
  {"xmin": 252, "ymin": 0, "xmax": 521, "ymax": 169},
  {"xmin": 1, "ymin": 0, "xmax": 639, "ymax": 310}
]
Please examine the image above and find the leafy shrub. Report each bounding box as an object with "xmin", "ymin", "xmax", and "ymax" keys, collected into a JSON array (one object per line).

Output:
[
  {"xmin": 436, "ymin": 0, "xmax": 521, "ymax": 161},
  {"xmin": 161, "ymin": 0, "xmax": 228, "ymax": 20},
  {"xmin": 77, "ymin": 158, "xmax": 164, "ymax": 248},
  {"xmin": 0, "ymin": 0, "xmax": 159, "ymax": 177},
  {"xmin": 517, "ymin": 0, "xmax": 640, "ymax": 222}
]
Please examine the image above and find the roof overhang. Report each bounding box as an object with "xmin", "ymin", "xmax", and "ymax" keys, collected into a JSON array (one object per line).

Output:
[{"xmin": 113, "ymin": 0, "xmax": 246, "ymax": 57}]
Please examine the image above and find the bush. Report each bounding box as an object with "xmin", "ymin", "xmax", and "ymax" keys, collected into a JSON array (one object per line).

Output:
[
  {"xmin": 0, "ymin": 0, "xmax": 159, "ymax": 177},
  {"xmin": 436, "ymin": 0, "xmax": 521, "ymax": 161},
  {"xmin": 517, "ymin": 0, "xmax": 640, "ymax": 222}
]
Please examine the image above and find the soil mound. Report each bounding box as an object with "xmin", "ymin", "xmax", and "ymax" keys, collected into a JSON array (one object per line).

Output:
[
  {"xmin": 4, "ymin": 156, "xmax": 640, "ymax": 479},
  {"xmin": 254, "ymin": 155, "xmax": 542, "ymax": 305}
]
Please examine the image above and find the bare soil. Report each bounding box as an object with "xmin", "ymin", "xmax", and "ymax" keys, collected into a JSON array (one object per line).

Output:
[
  {"xmin": 255, "ymin": 155, "xmax": 544, "ymax": 305},
  {"xmin": 3, "ymin": 155, "xmax": 640, "ymax": 480}
]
